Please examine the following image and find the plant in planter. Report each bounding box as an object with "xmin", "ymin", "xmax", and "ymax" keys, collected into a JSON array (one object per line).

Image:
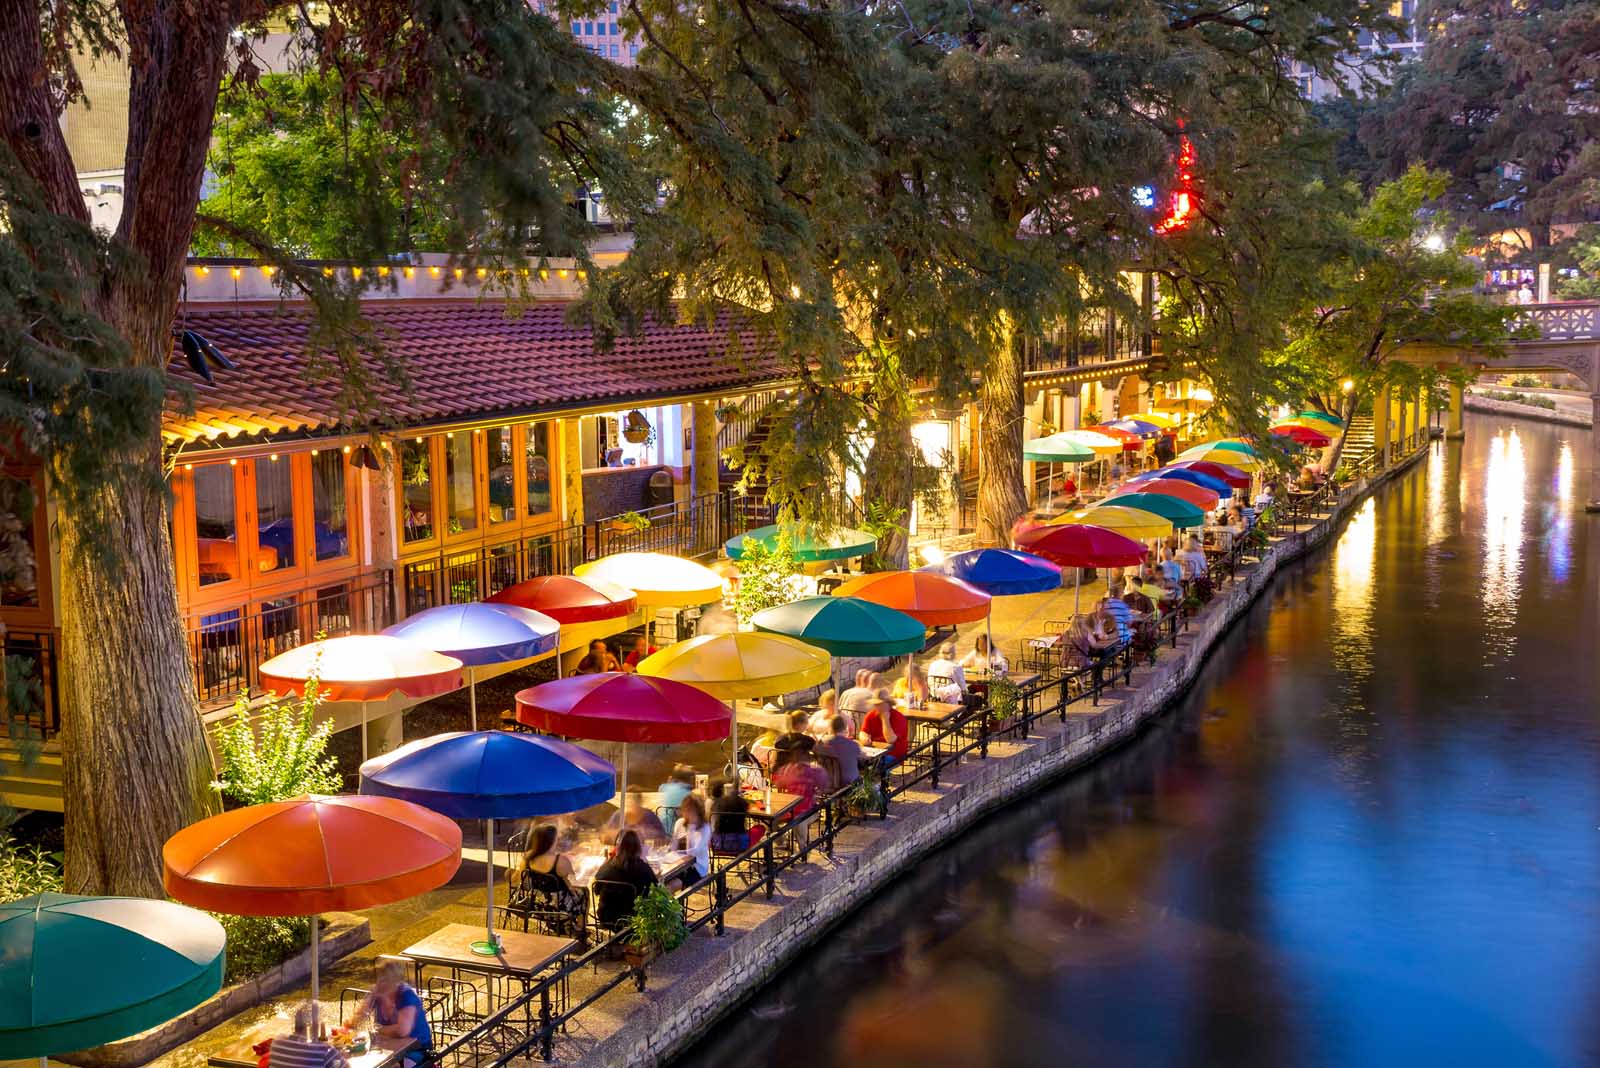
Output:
[
  {"xmin": 611, "ymin": 510, "xmax": 652, "ymax": 534},
  {"xmin": 624, "ymin": 883, "xmax": 688, "ymax": 970},
  {"xmin": 714, "ymin": 402, "xmax": 742, "ymax": 425},
  {"xmin": 844, "ymin": 762, "xmax": 886, "ymax": 818},
  {"xmin": 987, "ymin": 675, "xmax": 1021, "ymax": 727},
  {"xmin": 622, "ymin": 410, "xmax": 656, "ymax": 446},
  {"xmin": 728, "ymin": 532, "xmax": 802, "ymax": 624}
]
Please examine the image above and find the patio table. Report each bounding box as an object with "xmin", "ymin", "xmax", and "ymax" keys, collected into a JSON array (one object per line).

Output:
[
  {"xmin": 207, "ymin": 1017, "xmax": 416, "ymax": 1068},
  {"xmin": 400, "ymin": 923, "xmax": 578, "ymax": 1049}
]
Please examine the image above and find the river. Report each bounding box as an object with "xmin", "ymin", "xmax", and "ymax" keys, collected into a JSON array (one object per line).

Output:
[{"xmin": 672, "ymin": 414, "xmax": 1600, "ymax": 1068}]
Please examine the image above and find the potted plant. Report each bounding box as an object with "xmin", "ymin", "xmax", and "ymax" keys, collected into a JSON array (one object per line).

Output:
[
  {"xmin": 844, "ymin": 762, "xmax": 886, "ymax": 818},
  {"xmin": 987, "ymin": 675, "xmax": 1021, "ymax": 730},
  {"xmin": 622, "ymin": 410, "xmax": 656, "ymax": 446},
  {"xmin": 624, "ymin": 883, "xmax": 688, "ymax": 970},
  {"xmin": 714, "ymin": 401, "xmax": 742, "ymax": 425}
]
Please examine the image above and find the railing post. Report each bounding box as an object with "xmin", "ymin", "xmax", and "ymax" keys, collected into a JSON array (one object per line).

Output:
[
  {"xmin": 979, "ymin": 706, "xmax": 991, "ymax": 759},
  {"xmin": 930, "ymin": 733, "xmax": 941, "ymax": 789},
  {"xmin": 714, "ymin": 871, "xmax": 728, "ymax": 935},
  {"xmin": 763, "ymin": 836, "xmax": 776, "ymax": 900},
  {"xmin": 539, "ymin": 985, "xmax": 554, "ymax": 1061}
]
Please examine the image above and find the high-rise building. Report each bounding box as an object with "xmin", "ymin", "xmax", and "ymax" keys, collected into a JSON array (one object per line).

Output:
[
  {"xmin": 532, "ymin": 1, "xmax": 643, "ymax": 66},
  {"xmin": 1292, "ymin": 0, "xmax": 1424, "ymax": 100}
]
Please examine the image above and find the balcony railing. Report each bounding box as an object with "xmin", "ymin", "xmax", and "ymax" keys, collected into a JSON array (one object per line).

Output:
[
  {"xmin": 3, "ymin": 627, "xmax": 60, "ymax": 739},
  {"xmin": 1512, "ymin": 301, "xmax": 1600, "ymax": 341},
  {"xmin": 184, "ymin": 573, "xmax": 396, "ymax": 706}
]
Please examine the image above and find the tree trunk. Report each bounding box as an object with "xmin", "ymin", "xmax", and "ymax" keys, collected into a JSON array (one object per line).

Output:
[
  {"xmin": 57, "ymin": 442, "xmax": 219, "ymax": 897},
  {"xmin": 977, "ymin": 328, "xmax": 1029, "ymax": 546},
  {"xmin": 862, "ymin": 394, "xmax": 915, "ymax": 570}
]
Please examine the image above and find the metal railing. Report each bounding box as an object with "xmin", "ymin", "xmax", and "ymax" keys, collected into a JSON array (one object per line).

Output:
[
  {"xmin": 184, "ymin": 572, "xmax": 396, "ymax": 704},
  {"xmin": 2, "ymin": 627, "xmax": 59, "ymax": 739}
]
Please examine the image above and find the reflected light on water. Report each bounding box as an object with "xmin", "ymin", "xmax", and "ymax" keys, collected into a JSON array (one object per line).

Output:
[
  {"xmin": 1480, "ymin": 429, "xmax": 1526, "ymax": 655},
  {"xmin": 1548, "ymin": 441, "xmax": 1574, "ymax": 582},
  {"xmin": 1330, "ymin": 498, "xmax": 1377, "ymax": 680}
]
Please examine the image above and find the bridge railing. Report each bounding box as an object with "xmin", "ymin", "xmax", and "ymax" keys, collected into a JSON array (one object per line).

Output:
[{"xmin": 1512, "ymin": 301, "xmax": 1599, "ymax": 341}]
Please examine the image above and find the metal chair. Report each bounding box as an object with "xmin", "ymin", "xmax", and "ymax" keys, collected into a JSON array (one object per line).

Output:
[{"xmin": 501, "ymin": 869, "xmax": 588, "ymax": 944}]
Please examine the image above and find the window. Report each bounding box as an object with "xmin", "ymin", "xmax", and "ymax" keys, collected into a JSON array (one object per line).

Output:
[
  {"xmin": 310, "ymin": 450, "xmax": 350, "ymax": 561},
  {"xmin": 630, "ymin": 43, "xmax": 638, "ymax": 58},
  {"xmin": 610, "ymin": 22, "xmax": 618, "ymax": 34},
  {"xmin": 583, "ymin": 20, "xmax": 593, "ymax": 33},
  {"xmin": 571, "ymin": 21, "xmax": 580, "ymax": 33},
  {"xmin": 253, "ymin": 457, "xmax": 296, "ymax": 574},
  {"xmin": 486, "ymin": 426, "xmax": 517, "ymax": 523},
  {"xmin": 0, "ymin": 475, "xmax": 39, "ymax": 608},
  {"xmin": 193, "ymin": 464, "xmax": 239, "ymax": 586},
  {"xmin": 526, "ymin": 422, "xmax": 553, "ymax": 518},
  {"xmin": 610, "ymin": 42, "xmax": 619, "ymax": 57},
  {"xmin": 444, "ymin": 434, "xmax": 478, "ymax": 535},
  {"xmin": 609, "ymin": 2, "xmax": 617, "ymax": 11},
  {"xmin": 401, "ymin": 439, "xmax": 435, "ymax": 543}
]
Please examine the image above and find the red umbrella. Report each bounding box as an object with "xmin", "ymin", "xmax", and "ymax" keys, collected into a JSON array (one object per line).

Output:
[
  {"xmin": 260, "ymin": 635, "xmax": 463, "ymax": 761},
  {"xmin": 1113, "ymin": 477, "xmax": 1220, "ymax": 511},
  {"xmin": 1165, "ymin": 459, "xmax": 1252, "ymax": 490},
  {"xmin": 516, "ymin": 672, "xmax": 730, "ymax": 797},
  {"xmin": 1013, "ymin": 523, "xmax": 1149, "ymax": 613},
  {"xmin": 486, "ymin": 574, "xmax": 638, "ymax": 624},
  {"xmin": 515, "ymin": 673, "xmax": 729, "ymax": 744},
  {"xmin": 164, "ymin": 795, "xmax": 461, "ymax": 1030},
  {"xmin": 1270, "ymin": 423, "xmax": 1332, "ymax": 447},
  {"xmin": 1094, "ymin": 424, "xmax": 1146, "ymax": 451}
]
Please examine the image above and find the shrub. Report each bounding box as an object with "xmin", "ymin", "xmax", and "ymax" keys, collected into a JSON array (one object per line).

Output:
[
  {"xmin": 0, "ymin": 835, "xmax": 63, "ymax": 903},
  {"xmin": 211, "ymin": 670, "xmax": 342, "ymax": 807},
  {"xmin": 626, "ymin": 883, "xmax": 688, "ymax": 955},
  {"xmin": 214, "ymin": 913, "xmax": 310, "ymax": 984},
  {"xmin": 728, "ymin": 531, "xmax": 802, "ymax": 624}
]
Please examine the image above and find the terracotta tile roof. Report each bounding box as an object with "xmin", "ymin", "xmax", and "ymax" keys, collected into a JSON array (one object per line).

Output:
[{"xmin": 165, "ymin": 300, "xmax": 789, "ymax": 446}]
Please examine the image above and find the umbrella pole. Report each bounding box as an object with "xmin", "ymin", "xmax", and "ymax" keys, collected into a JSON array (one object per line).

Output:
[
  {"xmin": 729, "ymin": 700, "xmax": 739, "ymax": 784},
  {"xmin": 620, "ymin": 744, "xmax": 629, "ymax": 802},
  {"xmin": 360, "ymin": 701, "xmax": 368, "ymax": 762},
  {"xmin": 473, "ymin": 818, "xmax": 499, "ymax": 955},
  {"xmin": 1074, "ymin": 567, "xmax": 1082, "ymax": 616},
  {"xmin": 468, "ymin": 666, "xmax": 477, "ymax": 732},
  {"xmin": 309, "ymin": 913, "xmax": 319, "ymax": 1033}
]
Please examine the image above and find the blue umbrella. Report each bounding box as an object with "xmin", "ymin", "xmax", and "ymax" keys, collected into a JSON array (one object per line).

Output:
[
  {"xmin": 1105, "ymin": 418, "xmax": 1163, "ymax": 438},
  {"xmin": 922, "ymin": 548, "xmax": 1062, "ymax": 597},
  {"xmin": 923, "ymin": 549, "xmax": 1063, "ymax": 667},
  {"xmin": 1130, "ymin": 467, "xmax": 1233, "ymax": 499},
  {"xmin": 360, "ymin": 731, "xmax": 614, "ymax": 955},
  {"xmin": 384, "ymin": 602, "xmax": 560, "ymax": 730}
]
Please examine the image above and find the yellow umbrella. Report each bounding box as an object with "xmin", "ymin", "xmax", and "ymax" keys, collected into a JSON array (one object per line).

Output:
[
  {"xmin": 1050, "ymin": 505, "xmax": 1173, "ymax": 540},
  {"xmin": 637, "ymin": 632, "xmax": 831, "ymax": 781},
  {"xmin": 1059, "ymin": 429, "xmax": 1124, "ymax": 458},
  {"xmin": 1177, "ymin": 443, "xmax": 1262, "ymax": 470},
  {"xmin": 574, "ymin": 552, "xmax": 724, "ymax": 607},
  {"xmin": 1131, "ymin": 411, "xmax": 1181, "ymax": 429}
]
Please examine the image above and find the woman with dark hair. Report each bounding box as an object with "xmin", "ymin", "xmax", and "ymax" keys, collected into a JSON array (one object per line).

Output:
[
  {"xmin": 593, "ymin": 829, "xmax": 658, "ymax": 929},
  {"xmin": 670, "ymin": 793, "xmax": 713, "ymax": 880},
  {"xmin": 710, "ymin": 778, "xmax": 752, "ymax": 853}
]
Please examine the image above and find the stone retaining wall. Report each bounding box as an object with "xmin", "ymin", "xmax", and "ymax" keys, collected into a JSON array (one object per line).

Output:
[
  {"xmin": 582, "ymin": 443, "xmax": 1433, "ymax": 1068},
  {"xmin": 1465, "ymin": 394, "xmax": 1592, "ymax": 428}
]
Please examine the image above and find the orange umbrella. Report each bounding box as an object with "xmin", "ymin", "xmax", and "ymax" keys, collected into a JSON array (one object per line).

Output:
[
  {"xmin": 1112, "ymin": 477, "xmax": 1220, "ymax": 511},
  {"xmin": 164, "ymin": 794, "xmax": 461, "ymax": 1031},
  {"xmin": 832, "ymin": 571, "xmax": 990, "ymax": 627},
  {"xmin": 260, "ymin": 635, "xmax": 464, "ymax": 761}
]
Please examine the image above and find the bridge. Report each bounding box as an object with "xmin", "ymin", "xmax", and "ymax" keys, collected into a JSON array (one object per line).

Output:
[{"xmin": 1397, "ymin": 301, "xmax": 1600, "ymax": 510}]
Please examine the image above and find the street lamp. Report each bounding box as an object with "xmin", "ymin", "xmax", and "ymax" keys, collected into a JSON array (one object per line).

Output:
[{"xmin": 1341, "ymin": 378, "xmax": 1355, "ymax": 394}]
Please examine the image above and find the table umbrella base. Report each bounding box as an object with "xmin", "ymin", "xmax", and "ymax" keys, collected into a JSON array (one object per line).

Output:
[{"xmin": 470, "ymin": 935, "xmax": 503, "ymax": 956}]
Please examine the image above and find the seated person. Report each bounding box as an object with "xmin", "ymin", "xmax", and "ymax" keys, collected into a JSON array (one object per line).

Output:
[
  {"xmin": 709, "ymin": 778, "xmax": 752, "ymax": 853},
  {"xmin": 838, "ymin": 669, "xmax": 873, "ymax": 719},
  {"xmin": 960, "ymin": 634, "xmax": 1009, "ymax": 675},
  {"xmin": 859, "ymin": 695, "xmax": 909, "ymax": 762},
  {"xmin": 926, "ymin": 643, "xmax": 967, "ymax": 701},
  {"xmin": 1226, "ymin": 504, "xmax": 1248, "ymax": 535},
  {"xmin": 1100, "ymin": 593, "xmax": 1133, "ymax": 642},
  {"xmin": 575, "ymin": 639, "xmax": 619, "ymax": 675},
  {"xmin": 813, "ymin": 714, "xmax": 863, "ymax": 786},
  {"xmin": 1067, "ymin": 613, "xmax": 1111, "ymax": 660},
  {"xmin": 1121, "ymin": 578, "xmax": 1155, "ymax": 619},
  {"xmin": 1179, "ymin": 536, "xmax": 1209, "ymax": 579},
  {"xmin": 603, "ymin": 785, "xmax": 668, "ymax": 846},
  {"xmin": 892, "ymin": 662, "xmax": 931, "ymax": 710},
  {"xmin": 808, "ymin": 689, "xmax": 851, "ymax": 737},
  {"xmin": 593, "ymin": 829, "xmax": 658, "ymax": 929},
  {"xmin": 770, "ymin": 736, "xmax": 833, "ymax": 816},
  {"xmin": 346, "ymin": 959, "xmax": 431, "ymax": 1066},
  {"xmin": 654, "ymin": 765, "xmax": 696, "ymax": 829},
  {"xmin": 1159, "ymin": 547, "xmax": 1184, "ymax": 584},
  {"xmin": 270, "ymin": 1004, "xmax": 347, "ymax": 1068},
  {"xmin": 515, "ymin": 823, "xmax": 584, "ymax": 918},
  {"xmin": 620, "ymin": 633, "xmax": 657, "ymax": 672},
  {"xmin": 669, "ymin": 794, "xmax": 713, "ymax": 881},
  {"xmin": 775, "ymin": 709, "xmax": 812, "ymax": 752}
]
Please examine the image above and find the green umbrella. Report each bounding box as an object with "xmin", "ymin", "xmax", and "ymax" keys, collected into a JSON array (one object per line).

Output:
[
  {"xmin": 1208, "ymin": 438, "xmax": 1260, "ymax": 456},
  {"xmin": 1096, "ymin": 491, "xmax": 1207, "ymax": 529},
  {"xmin": 725, "ymin": 523, "xmax": 879, "ymax": 563},
  {"xmin": 1298, "ymin": 409, "xmax": 1344, "ymax": 430},
  {"xmin": 752, "ymin": 596, "xmax": 926, "ymax": 657},
  {"xmin": 1, "ymin": 893, "xmax": 226, "ymax": 1060},
  {"xmin": 1023, "ymin": 435, "xmax": 1096, "ymax": 463}
]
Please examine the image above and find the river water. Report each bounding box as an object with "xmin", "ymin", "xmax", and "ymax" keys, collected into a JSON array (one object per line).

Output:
[{"xmin": 673, "ymin": 415, "xmax": 1600, "ymax": 1068}]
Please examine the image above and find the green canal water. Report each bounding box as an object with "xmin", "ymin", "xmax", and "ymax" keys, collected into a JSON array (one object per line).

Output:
[{"xmin": 673, "ymin": 414, "xmax": 1600, "ymax": 1068}]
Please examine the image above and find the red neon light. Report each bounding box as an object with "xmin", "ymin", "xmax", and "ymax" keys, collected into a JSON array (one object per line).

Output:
[{"xmin": 1155, "ymin": 136, "xmax": 1199, "ymax": 234}]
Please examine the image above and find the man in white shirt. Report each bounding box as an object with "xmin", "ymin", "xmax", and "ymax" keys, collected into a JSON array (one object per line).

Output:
[
  {"xmin": 1179, "ymin": 535, "xmax": 1209, "ymax": 579},
  {"xmin": 927, "ymin": 642, "xmax": 967, "ymax": 701}
]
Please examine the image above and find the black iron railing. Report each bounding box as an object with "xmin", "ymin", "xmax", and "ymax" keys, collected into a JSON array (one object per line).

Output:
[
  {"xmin": 184, "ymin": 572, "xmax": 395, "ymax": 705},
  {"xmin": 2, "ymin": 627, "xmax": 59, "ymax": 739}
]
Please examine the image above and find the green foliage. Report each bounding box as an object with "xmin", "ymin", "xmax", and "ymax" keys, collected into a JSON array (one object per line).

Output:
[
  {"xmin": 728, "ymin": 533, "xmax": 802, "ymax": 625},
  {"xmin": 614, "ymin": 511, "xmax": 651, "ymax": 533},
  {"xmin": 625, "ymin": 883, "xmax": 687, "ymax": 955},
  {"xmin": 211, "ymin": 674, "xmax": 343, "ymax": 807},
  {"xmin": 987, "ymin": 677, "xmax": 1021, "ymax": 723},
  {"xmin": 0, "ymin": 836, "xmax": 63, "ymax": 903},
  {"xmin": 1482, "ymin": 390, "xmax": 1556, "ymax": 411},
  {"xmin": 1558, "ymin": 232, "xmax": 1600, "ymax": 299},
  {"xmin": 214, "ymin": 913, "xmax": 310, "ymax": 985}
]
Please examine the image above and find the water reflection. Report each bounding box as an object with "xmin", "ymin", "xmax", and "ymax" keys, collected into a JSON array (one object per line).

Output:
[
  {"xmin": 1549, "ymin": 440, "xmax": 1574, "ymax": 582},
  {"xmin": 1480, "ymin": 428, "xmax": 1526, "ymax": 658},
  {"xmin": 675, "ymin": 416, "xmax": 1600, "ymax": 1068}
]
